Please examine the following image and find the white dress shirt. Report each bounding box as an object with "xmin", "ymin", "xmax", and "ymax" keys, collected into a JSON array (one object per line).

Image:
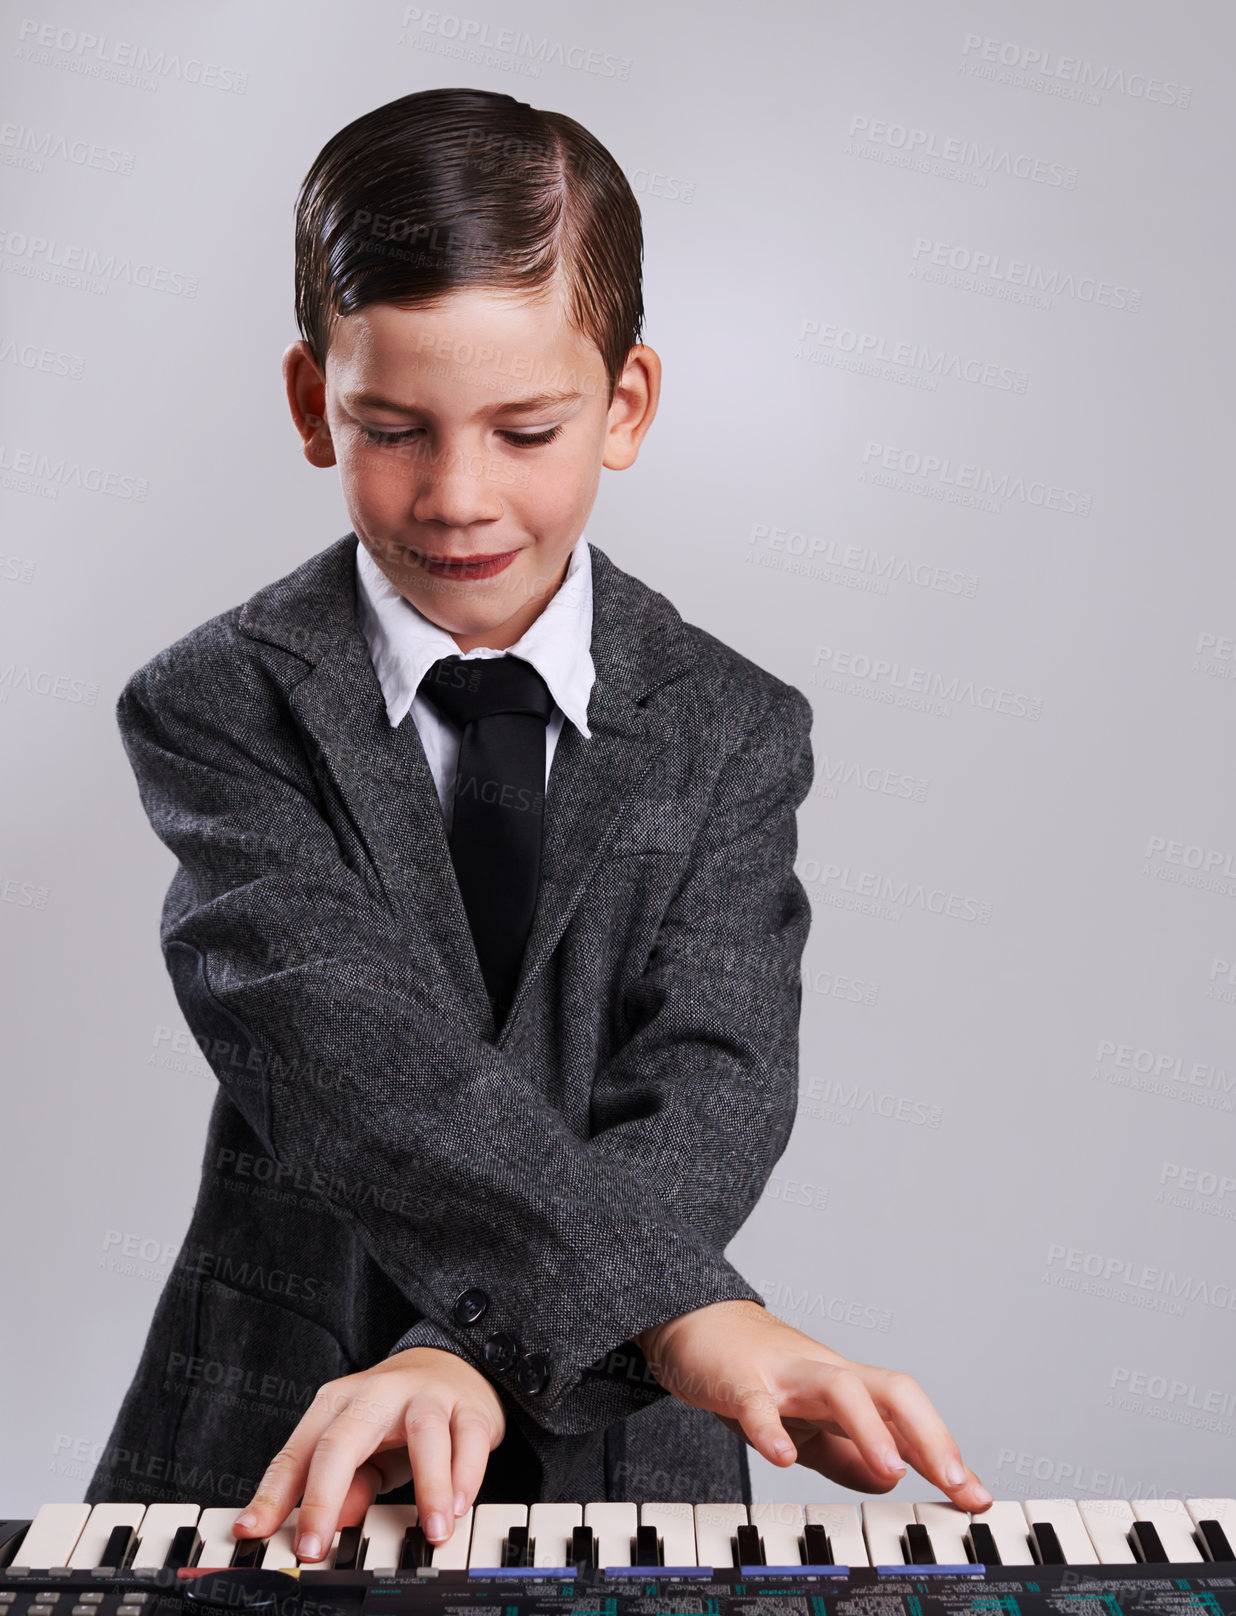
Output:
[{"xmin": 354, "ymin": 533, "xmax": 596, "ymax": 836}]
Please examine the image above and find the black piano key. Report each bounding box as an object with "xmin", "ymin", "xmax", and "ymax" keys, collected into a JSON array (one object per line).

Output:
[
  {"xmin": 1031, "ymin": 1521, "xmax": 1067, "ymax": 1565},
  {"xmin": 968, "ymin": 1522, "xmax": 1001, "ymax": 1565},
  {"xmin": 332, "ymin": 1524, "xmax": 363, "ymax": 1571},
  {"xmin": 802, "ymin": 1523, "xmax": 833, "ymax": 1565},
  {"xmin": 398, "ymin": 1524, "xmax": 431, "ymax": 1569},
  {"xmin": 0, "ymin": 1522, "xmax": 31, "ymax": 1568},
  {"xmin": 735, "ymin": 1524, "xmax": 764, "ymax": 1566},
  {"xmin": 905, "ymin": 1523, "xmax": 936, "ymax": 1565},
  {"xmin": 101, "ymin": 1524, "xmax": 137, "ymax": 1569},
  {"xmin": 165, "ymin": 1524, "xmax": 202, "ymax": 1570},
  {"xmin": 502, "ymin": 1524, "xmax": 530, "ymax": 1567},
  {"xmin": 1131, "ymin": 1520, "xmax": 1170, "ymax": 1565},
  {"xmin": 1199, "ymin": 1519, "xmax": 1236, "ymax": 1563},
  {"xmin": 230, "ymin": 1535, "xmax": 266, "ymax": 1569},
  {"xmin": 634, "ymin": 1524, "xmax": 661, "ymax": 1566},
  {"xmin": 571, "ymin": 1525, "xmax": 595, "ymax": 1569}
]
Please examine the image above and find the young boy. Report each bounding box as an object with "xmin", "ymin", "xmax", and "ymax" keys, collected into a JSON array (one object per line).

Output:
[{"xmin": 88, "ymin": 87, "xmax": 989, "ymax": 1559}]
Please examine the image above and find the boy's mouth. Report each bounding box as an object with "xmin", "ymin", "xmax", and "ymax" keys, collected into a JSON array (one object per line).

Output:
[{"xmin": 418, "ymin": 549, "xmax": 519, "ymax": 580}]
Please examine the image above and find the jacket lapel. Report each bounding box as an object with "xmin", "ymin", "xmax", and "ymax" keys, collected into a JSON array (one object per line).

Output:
[{"xmin": 237, "ymin": 534, "xmax": 698, "ymax": 1039}]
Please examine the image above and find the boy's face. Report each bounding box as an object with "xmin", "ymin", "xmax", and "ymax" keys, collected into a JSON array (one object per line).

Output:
[{"xmin": 283, "ymin": 283, "xmax": 660, "ymax": 651}]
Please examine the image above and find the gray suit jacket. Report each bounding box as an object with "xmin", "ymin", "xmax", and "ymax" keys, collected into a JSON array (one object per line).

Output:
[{"xmin": 87, "ymin": 533, "xmax": 814, "ymax": 1514}]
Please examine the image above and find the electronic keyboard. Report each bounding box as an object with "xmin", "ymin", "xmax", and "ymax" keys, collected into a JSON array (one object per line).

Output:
[{"xmin": 2, "ymin": 1496, "xmax": 1234, "ymax": 1613}]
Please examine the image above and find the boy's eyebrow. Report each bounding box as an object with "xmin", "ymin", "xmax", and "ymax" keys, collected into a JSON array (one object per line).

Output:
[{"xmin": 347, "ymin": 388, "xmax": 584, "ymax": 416}]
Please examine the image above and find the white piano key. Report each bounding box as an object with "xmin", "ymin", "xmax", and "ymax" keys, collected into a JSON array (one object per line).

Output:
[
  {"xmin": 751, "ymin": 1501, "xmax": 805, "ymax": 1565},
  {"xmin": 13, "ymin": 1503, "xmax": 92, "ymax": 1569},
  {"xmin": 1132, "ymin": 1499, "xmax": 1202, "ymax": 1561},
  {"xmin": 1078, "ymin": 1500, "xmax": 1137, "ymax": 1564},
  {"xmin": 914, "ymin": 1501, "xmax": 971, "ymax": 1564},
  {"xmin": 804, "ymin": 1503, "xmax": 867, "ymax": 1567},
  {"xmin": 67, "ymin": 1504, "xmax": 145, "ymax": 1568},
  {"xmin": 196, "ymin": 1508, "xmax": 245, "ymax": 1570},
  {"xmin": 1187, "ymin": 1499, "xmax": 1236, "ymax": 1556},
  {"xmin": 862, "ymin": 1500, "xmax": 917, "ymax": 1564},
  {"xmin": 261, "ymin": 1508, "xmax": 301, "ymax": 1571},
  {"xmin": 694, "ymin": 1503, "xmax": 748, "ymax": 1569},
  {"xmin": 468, "ymin": 1504, "xmax": 526, "ymax": 1568},
  {"xmin": 360, "ymin": 1504, "xmax": 418, "ymax": 1572},
  {"xmin": 974, "ymin": 1501, "xmax": 1034, "ymax": 1565},
  {"xmin": 430, "ymin": 1508, "xmax": 473, "ymax": 1570},
  {"xmin": 584, "ymin": 1502, "xmax": 636, "ymax": 1566},
  {"xmin": 131, "ymin": 1503, "xmax": 201, "ymax": 1569},
  {"xmin": 641, "ymin": 1502, "xmax": 698, "ymax": 1567},
  {"xmin": 529, "ymin": 1503, "xmax": 582, "ymax": 1567},
  {"xmin": 1022, "ymin": 1500, "xmax": 1098, "ymax": 1565}
]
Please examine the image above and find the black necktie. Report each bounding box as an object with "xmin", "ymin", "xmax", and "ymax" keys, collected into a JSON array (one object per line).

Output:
[{"xmin": 419, "ymin": 654, "xmax": 554, "ymax": 1027}]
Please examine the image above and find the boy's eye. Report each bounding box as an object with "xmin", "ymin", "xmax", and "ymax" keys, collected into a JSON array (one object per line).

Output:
[{"xmin": 358, "ymin": 424, "xmax": 564, "ymax": 447}]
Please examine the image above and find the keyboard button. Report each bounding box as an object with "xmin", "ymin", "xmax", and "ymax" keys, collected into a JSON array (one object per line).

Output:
[
  {"xmin": 694, "ymin": 1504, "xmax": 748, "ymax": 1570},
  {"xmin": 529, "ymin": 1503, "xmax": 582, "ymax": 1567},
  {"xmin": 358, "ymin": 1506, "xmax": 417, "ymax": 1573},
  {"xmin": 1023, "ymin": 1500, "xmax": 1098, "ymax": 1565},
  {"xmin": 67, "ymin": 1506, "xmax": 145, "ymax": 1569},
  {"xmin": 975, "ymin": 1502, "xmax": 1033, "ymax": 1565},
  {"xmin": 805, "ymin": 1504, "xmax": 867, "ymax": 1567},
  {"xmin": 640, "ymin": 1504, "xmax": 697, "ymax": 1568},
  {"xmin": 967, "ymin": 1521, "xmax": 1000, "ymax": 1565},
  {"xmin": 468, "ymin": 1504, "xmax": 526, "ymax": 1568},
  {"xmin": 584, "ymin": 1503, "xmax": 637, "ymax": 1567},
  {"xmin": 914, "ymin": 1502, "xmax": 970, "ymax": 1564},
  {"xmin": 1078, "ymin": 1500, "xmax": 1137, "ymax": 1564},
  {"xmin": 13, "ymin": 1505, "xmax": 91, "ymax": 1569},
  {"xmin": 130, "ymin": 1505, "xmax": 200, "ymax": 1570},
  {"xmin": 735, "ymin": 1524, "xmax": 764, "ymax": 1566},
  {"xmin": 862, "ymin": 1500, "xmax": 917, "ymax": 1564},
  {"xmin": 229, "ymin": 1536, "xmax": 265, "ymax": 1569},
  {"xmin": 802, "ymin": 1522, "xmax": 833, "ymax": 1565},
  {"xmin": 98, "ymin": 1526, "xmax": 136, "ymax": 1571},
  {"xmin": 634, "ymin": 1523, "xmax": 661, "ymax": 1566},
  {"xmin": 750, "ymin": 1502, "xmax": 805, "ymax": 1566},
  {"xmin": 1131, "ymin": 1521, "xmax": 1170, "ymax": 1564},
  {"xmin": 430, "ymin": 1508, "xmax": 473, "ymax": 1571},
  {"xmin": 1187, "ymin": 1497, "xmax": 1236, "ymax": 1560},
  {"xmin": 194, "ymin": 1509, "xmax": 245, "ymax": 1571},
  {"xmin": 1132, "ymin": 1500, "xmax": 1201, "ymax": 1562}
]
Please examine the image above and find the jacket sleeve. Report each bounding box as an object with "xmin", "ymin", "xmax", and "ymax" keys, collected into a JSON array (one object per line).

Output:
[{"xmin": 119, "ymin": 639, "xmax": 813, "ymax": 1439}]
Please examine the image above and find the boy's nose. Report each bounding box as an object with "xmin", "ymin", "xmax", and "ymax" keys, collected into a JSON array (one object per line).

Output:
[{"xmin": 410, "ymin": 442, "xmax": 507, "ymax": 526}]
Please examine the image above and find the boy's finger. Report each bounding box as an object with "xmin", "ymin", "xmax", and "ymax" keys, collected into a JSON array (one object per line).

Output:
[
  {"xmin": 295, "ymin": 1395, "xmax": 398, "ymax": 1560},
  {"xmin": 729, "ymin": 1387, "xmax": 798, "ymax": 1466},
  {"xmin": 804, "ymin": 1364, "xmax": 907, "ymax": 1484},
  {"xmin": 872, "ymin": 1372, "xmax": 992, "ymax": 1508},
  {"xmin": 449, "ymin": 1409, "xmax": 499, "ymax": 1513},
  {"xmin": 235, "ymin": 1383, "xmax": 351, "ymax": 1537},
  {"xmin": 405, "ymin": 1400, "xmax": 456, "ymax": 1543}
]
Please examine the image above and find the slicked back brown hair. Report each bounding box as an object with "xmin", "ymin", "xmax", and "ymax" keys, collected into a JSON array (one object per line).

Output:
[{"xmin": 293, "ymin": 87, "xmax": 644, "ymax": 404}]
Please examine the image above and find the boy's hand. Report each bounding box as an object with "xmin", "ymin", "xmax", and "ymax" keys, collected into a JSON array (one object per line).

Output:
[
  {"xmin": 232, "ymin": 1345, "xmax": 505, "ymax": 1561},
  {"xmin": 635, "ymin": 1299, "xmax": 992, "ymax": 1513}
]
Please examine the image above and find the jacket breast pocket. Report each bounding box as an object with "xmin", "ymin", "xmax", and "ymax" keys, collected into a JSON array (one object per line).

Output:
[{"xmin": 601, "ymin": 799, "xmax": 697, "ymax": 858}]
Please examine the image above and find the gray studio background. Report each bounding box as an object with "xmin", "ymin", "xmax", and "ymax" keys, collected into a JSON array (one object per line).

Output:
[{"xmin": 3, "ymin": 0, "xmax": 1233, "ymax": 1513}]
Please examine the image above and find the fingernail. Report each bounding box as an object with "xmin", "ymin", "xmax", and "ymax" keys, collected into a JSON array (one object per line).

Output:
[
  {"xmin": 236, "ymin": 1512, "xmax": 258, "ymax": 1530},
  {"xmin": 945, "ymin": 1460, "xmax": 966, "ymax": 1486},
  {"xmin": 774, "ymin": 1439, "xmax": 795, "ymax": 1459},
  {"xmin": 884, "ymin": 1449, "xmax": 906, "ymax": 1474},
  {"xmin": 454, "ymin": 1492, "xmax": 467, "ymax": 1517},
  {"xmin": 425, "ymin": 1513, "xmax": 447, "ymax": 1542},
  {"xmin": 297, "ymin": 1533, "xmax": 321, "ymax": 1561},
  {"xmin": 973, "ymin": 1484, "xmax": 993, "ymax": 1506}
]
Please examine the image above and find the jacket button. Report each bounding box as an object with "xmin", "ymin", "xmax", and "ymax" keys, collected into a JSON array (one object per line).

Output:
[
  {"xmin": 451, "ymin": 1288, "xmax": 490, "ymax": 1327},
  {"xmin": 483, "ymin": 1330, "xmax": 519, "ymax": 1372},
  {"xmin": 514, "ymin": 1350, "xmax": 551, "ymax": 1396}
]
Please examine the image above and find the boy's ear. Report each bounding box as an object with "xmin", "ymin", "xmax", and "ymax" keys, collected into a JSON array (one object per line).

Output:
[
  {"xmin": 282, "ymin": 341, "xmax": 337, "ymax": 469},
  {"xmin": 603, "ymin": 344, "xmax": 661, "ymax": 471}
]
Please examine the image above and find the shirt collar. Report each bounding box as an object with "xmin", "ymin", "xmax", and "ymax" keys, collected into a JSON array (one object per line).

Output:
[{"xmin": 355, "ymin": 534, "xmax": 595, "ymax": 738}]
